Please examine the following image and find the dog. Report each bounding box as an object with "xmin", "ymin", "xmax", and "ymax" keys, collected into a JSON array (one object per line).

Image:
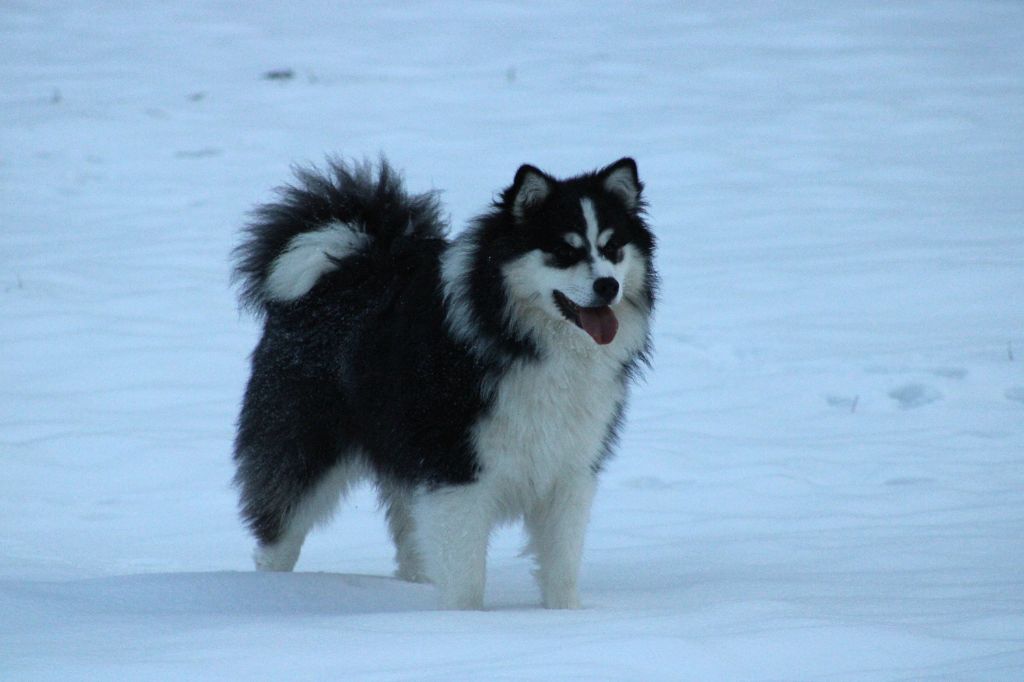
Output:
[{"xmin": 232, "ymin": 157, "xmax": 656, "ymax": 609}]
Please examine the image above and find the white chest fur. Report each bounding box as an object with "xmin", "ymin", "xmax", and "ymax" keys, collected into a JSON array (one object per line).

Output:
[{"xmin": 470, "ymin": 314, "xmax": 644, "ymax": 517}]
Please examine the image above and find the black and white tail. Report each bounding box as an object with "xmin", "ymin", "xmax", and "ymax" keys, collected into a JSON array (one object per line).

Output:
[{"xmin": 232, "ymin": 158, "xmax": 446, "ymax": 315}]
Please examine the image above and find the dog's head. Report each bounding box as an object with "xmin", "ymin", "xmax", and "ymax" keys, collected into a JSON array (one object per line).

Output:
[{"xmin": 498, "ymin": 158, "xmax": 655, "ymax": 347}]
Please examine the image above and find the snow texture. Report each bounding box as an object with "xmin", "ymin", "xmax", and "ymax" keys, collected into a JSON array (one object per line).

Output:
[{"xmin": 2, "ymin": 1, "xmax": 1023, "ymax": 680}]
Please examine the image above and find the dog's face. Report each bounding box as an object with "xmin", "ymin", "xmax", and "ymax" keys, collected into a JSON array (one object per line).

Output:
[{"xmin": 501, "ymin": 158, "xmax": 654, "ymax": 346}]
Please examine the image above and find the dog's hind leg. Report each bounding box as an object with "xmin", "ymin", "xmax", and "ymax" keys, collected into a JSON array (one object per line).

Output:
[
  {"xmin": 412, "ymin": 483, "xmax": 494, "ymax": 609},
  {"xmin": 379, "ymin": 485, "xmax": 429, "ymax": 583},
  {"xmin": 524, "ymin": 472, "xmax": 598, "ymax": 609},
  {"xmin": 239, "ymin": 453, "xmax": 366, "ymax": 572}
]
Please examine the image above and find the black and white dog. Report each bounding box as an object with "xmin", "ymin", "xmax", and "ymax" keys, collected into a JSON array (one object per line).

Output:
[{"xmin": 233, "ymin": 157, "xmax": 656, "ymax": 609}]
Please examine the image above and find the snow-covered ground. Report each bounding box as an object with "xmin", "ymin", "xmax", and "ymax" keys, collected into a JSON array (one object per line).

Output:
[{"xmin": 2, "ymin": 1, "xmax": 1022, "ymax": 679}]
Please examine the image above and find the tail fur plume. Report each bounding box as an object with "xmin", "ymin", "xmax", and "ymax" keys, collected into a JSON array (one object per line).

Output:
[{"xmin": 233, "ymin": 157, "xmax": 445, "ymax": 314}]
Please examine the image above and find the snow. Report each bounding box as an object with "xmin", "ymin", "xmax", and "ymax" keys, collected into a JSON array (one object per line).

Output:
[{"xmin": 2, "ymin": 1, "xmax": 1023, "ymax": 679}]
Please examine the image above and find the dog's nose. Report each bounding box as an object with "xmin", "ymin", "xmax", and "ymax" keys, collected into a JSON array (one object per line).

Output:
[{"xmin": 593, "ymin": 277, "xmax": 619, "ymax": 304}]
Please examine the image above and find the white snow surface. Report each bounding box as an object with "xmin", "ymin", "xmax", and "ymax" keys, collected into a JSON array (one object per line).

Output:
[{"xmin": 2, "ymin": 1, "xmax": 1023, "ymax": 679}]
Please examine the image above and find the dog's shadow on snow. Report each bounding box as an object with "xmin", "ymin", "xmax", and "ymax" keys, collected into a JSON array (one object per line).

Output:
[{"xmin": 9, "ymin": 572, "xmax": 437, "ymax": 619}]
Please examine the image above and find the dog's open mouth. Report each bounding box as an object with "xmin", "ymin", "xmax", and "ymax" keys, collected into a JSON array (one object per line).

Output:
[{"xmin": 553, "ymin": 291, "xmax": 618, "ymax": 345}]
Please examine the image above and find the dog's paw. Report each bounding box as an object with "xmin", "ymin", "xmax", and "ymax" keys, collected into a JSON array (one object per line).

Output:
[
  {"xmin": 542, "ymin": 591, "xmax": 581, "ymax": 610},
  {"xmin": 253, "ymin": 542, "xmax": 300, "ymax": 572},
  {"xmin": 395, "ymin": 566, "xmax": 432, "ymax": 584},
  {"xmin": 438, "ymin": 591, "xmax": 485, "ymax": 610}
]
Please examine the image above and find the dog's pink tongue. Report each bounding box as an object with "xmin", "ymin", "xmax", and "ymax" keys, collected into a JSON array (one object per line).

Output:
[{"xmin": 578, "ymin": 306, "xmax": 618, "ymax": 345}]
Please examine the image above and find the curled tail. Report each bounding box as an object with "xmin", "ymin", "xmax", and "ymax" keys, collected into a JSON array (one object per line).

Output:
[{"xmin": 233, "ymin": 157, "xmax": 446, "ymax": 315}]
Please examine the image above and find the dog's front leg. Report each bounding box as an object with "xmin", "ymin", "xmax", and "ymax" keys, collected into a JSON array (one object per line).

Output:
[
  {"xmin": 525, "ymin": 472, "xmax": 598, "ymax": 609},
  {"xmin": 412, "ymin": 484, "xmax": 493, "ymax": 610}
]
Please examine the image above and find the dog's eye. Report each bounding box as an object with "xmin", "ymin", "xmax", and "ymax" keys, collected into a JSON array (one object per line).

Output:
[
  {"xmin": 601, "ymin": 237, "xmax": 627, "ymax": 262},
  {"xmin": 550, "ymin": 244, "xmax": 582, "ymax": 263}
]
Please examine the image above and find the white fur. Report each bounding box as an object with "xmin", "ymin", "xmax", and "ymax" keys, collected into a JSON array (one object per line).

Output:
[
  {"xmin": 581, "ymin": 198, "xmax": 601, "ymax": 259},
  {"xmin": 524, "ymin": 472, "xmax": 597, "ymax": 608},
  {"xmin": 591, "ymin": 260, "xmax": 620, "ymax": 293},
  {"xmin": 412, "ymin": 485, "xmax": 494, "ymax": 609},
  {"xmin": 504, "ymin": 249, "xmax": 592, "ymax": 317},
  {"xmin": 254, "ymin": 534, "xmax": 304, "ymax": 572},
  {"xmin": 265, "ymin": 221, "xmax": 368, "ymax": 301},
  {"xmin": 502, "ymin": 238, "xmax": 633, "ymax": 319},
  {"xmin": 579, "ymin": 198, "xmax": 623, "ymax": 298},
  {"xmin": 440, "ymin": 232, "xmax": 481, "ymax": 346},
  {"xmin": 474, "ymin": 301, "xmax": 646, "ymax": 505},
  {"xmin": 379, "ymin": 485, "xmax": 428, "ymax": 582}
]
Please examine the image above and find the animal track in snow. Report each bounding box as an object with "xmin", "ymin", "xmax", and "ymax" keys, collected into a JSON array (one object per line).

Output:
[
  {"xmin": 888, "ymin": 383, "xmax": 943, "ymax": 409},
  {"xmin": 825, "ymin": 394, "xmax": 859, "ymax": 412}
]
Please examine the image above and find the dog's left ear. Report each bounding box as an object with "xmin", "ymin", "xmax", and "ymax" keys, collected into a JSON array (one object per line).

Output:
[
  {"xmin": 601, "ymin": 157, "xmax": 642, "ymax": 210},
  {"xmin": 510, "ymin": 164, "xmax": 552, "ymax": 221}
]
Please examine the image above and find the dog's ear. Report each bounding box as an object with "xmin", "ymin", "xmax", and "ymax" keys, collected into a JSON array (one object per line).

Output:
[
  {"xmin": 510, "ymin": 164, "xmax": 552, "ymax": 221},
  {"xmin": 601, "ymin": 157, "xmax": 642, "ymax": 210}
]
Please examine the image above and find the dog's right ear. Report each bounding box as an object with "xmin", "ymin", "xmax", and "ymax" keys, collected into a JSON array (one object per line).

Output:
[
  {"xmin": 600, "ymin": 157, "xmax": 642, "ymax": 210},
  {"xmin": 510, "ymin": 164, "xmax": 552, "ymax": 221}
]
